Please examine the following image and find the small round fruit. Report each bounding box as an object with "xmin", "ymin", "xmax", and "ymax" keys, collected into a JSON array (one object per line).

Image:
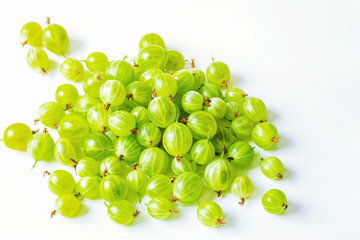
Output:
[
  {"xmin": 3, "ymin": 123, "xmax": 33, "ymax": 151},
  {"xmin": 261, "ymin": 157, "xmax": 284, "ymax": 180},
  {"xmin": 99, "ymin": 175, "xmax": 128, "ymax": 202},
  {"xmin": 190, "ymin": 139, "xmax": 215, "ymax": 165},
  {"xmin": 147, "ymin": 197, "xmax": 178, "ymax": 220},
  {"xmin": 197, "ymin": 201, "xmax": 227, "ymax": 227},
  {"xmin": 252, "ymin": 122, "xmax": 279, "ymax": 150},
  {"xmin": 231, "ymin": 175, "xmax": 253, "ymax": 206},
  {"xmin": 204, "ymin": 158, "xmax": 233, "ymax": 196},
  {"xmin": 139, "ymin": 33, "xmax": 166, "ymax": 50},
  {"xmin": 146, "ymin": 174, "xmax": 173, "ymax": 199},
  {"xmin": 230, "ymin": 116, "xmax": 254, "ymax": 139},
  {"xmin": 107, "ymin": 200, "xmax": 139, "ymax": 225},
  {"xmin": 163, "ymin": 122, "xmax": 193, "ymax": 157},
  {"xmin": 227, "ymin": 141, "xmax": 255, "ymax": 167},
  {"xmin": 206, "ymin": 61, "xmax": 231, "ymax": 88},
  {"xmin": 243, "ymin": 97, "xmax": 267, "ymax": 123},
  {"xmin": 173, "ymin": 172, "xmax": 203, "ymax": 204},
  {"xmin": 187, "ymin": 111, "xmax": 217, "ymax": 140},
  {"xmin": 262, "ymin": 189, "xmax": 288, "ymax": 215},
  {"xmin": 47, "ymin": 170, "xmax": 76, "ymax": 196},
  {"xmin": 139, "ymin": 148, "xmax": 169, "ymax": 177},
  {"xmin": 54, "ymin": 194, "xmax": 80, "ymax": 218}
]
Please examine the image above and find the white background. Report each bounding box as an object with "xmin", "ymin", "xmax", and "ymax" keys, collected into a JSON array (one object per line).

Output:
[{"xmin": 0, "ymin": 0, "xmax": 359, "ymax": 239}]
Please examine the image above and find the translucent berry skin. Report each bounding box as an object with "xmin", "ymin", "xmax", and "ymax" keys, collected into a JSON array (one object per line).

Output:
[
  {"xmin": 197, "ymin": 201, "xmax": 225, "ymax": 227},
  {"xmin": 188, "ymin": 68, "xmax": 206, "ymax": 90},
  {"xmin": 38, "ymin": 102, "xmax": 65, "ymax": 128},
  {"xmin": 99, "ymin": 156, "xmax": 124, "ymax": 177},
  {"xmin": 224, "ymin": 87, "xmax": 247, "ymax": 104},
  {"xmin": 139, "ymin": 33, "xmax": 166, "ymax": 50},
  {"xmin": 57, "ymin": 114, "xmax": 89, "ymax": 142},
  {"xmin": 262, "ymin": 189, "xmax": 288, "ymax": 215},
  {"xmin": 54, "ymin": 138, "xmax": 82, "ymax": 166},
  {"xmin": 3, "ymin": 123, "xmax": 33, "ymax": 151},
  {"xmin": 252, "ymin": 122, "xmax": 279, "ymax": 150},
  {"xmin": 187, "ymin": 111, "xmax": 217, "ymax": 140},
  {"xmin": 136, "ymin": 122, "xmax": 161, "ymax": 147},
  {"xmin": 114, "ymin": 135, "xmax": 144, "ymax": 163},
  {"xmin": 153, "ymin": 73, "xmax": 178, "ymax": 98},
  {"xmin": 146, "ymin": 174, "xmax": 173, "ymax": 199},
  {"xmin": 108, "ymin": 110, "xmax": 136, "ymax": 137},
  {"xmin": 191, "ymin": 139, "xmax": 215, "ymax": 165},
  {"xmin": 181, "ymin": 91, "xmax": 204, "ymax": 114},
  {"xmin": 173, "ymin": 172, "xmax": 203, "ymax": 204},
  {"xmin": 60, "ymin": 58, "xmax": 84, "ymax": 82},
  {"xmin": 106, "ymin": 60, "xmax": 135, "ymax": 87},
  {"xmin": 147, "ymin": 197, "xmax": 177, "ymax": 220},
  {"xmin": 164, "ymin": 49, "xmax": 185, "ymax": 72},
  {"xmin": 42, "ymin": 24, "xmax": 69, "ymax": 56},
  {"xmin": 20, "ymin": 22, "xmax": 43, "ymax": 47},
  {"xmin": 73, "ymin": 95, "xmax": 101, "ymax": 118},
  {"xmin": 76, "ymin": 176, "xmax": 100, "ymax": 199},
  {"xmin": 204, "ymin": 158, "xmax": 234, "ymax": 195},
  {"xmin": 55, "ymin": 194, "xmax": 80, "ymax": 218},
  {"xmin": 148, "ymin": 96, "xmax": 176, "ymax": 128},
  {"xmin": 173, "ymin": 70, "xmax": 196, "ymax": 94},
  {"xmin": 230, "ymin": 116, "xmax": 254, "ymax": 139},
  {"xmin": 27, "ymin": 47, "xmax": 49, "ymax": 74},
  {"xmin": 126, "ymin": 81, "xmax": 152, "ymax": 108},
  {"xmin": 83, "ymin": 72, "xmax": 108, "ymax": 98},
  {"xmin": 100, "ymin": 80, "xmax": 127, "ymax": 108},
  {"xmin": 27, "ymin": 131, "xmax": 55, "ymax": 163},
  {"xmin": 139, "ymin": 148, "xmax": 169, "ymax": 177},
  {"xmin": 76, "ymin": 157, "xmax": 100, "ymax": 177},
  {"xmin": 85, "ymin": 52, "xmax": 109, "ymax": 72},
  {"xmin": 87, "ymin": 103, "xmax": 112, "ymax": 133},
  {"xmin": 55, "ymin": 84, "xmax": 79, "ymax": 110},
  {"xmin": 199, "ymin": 83, "xmax": 223, "ymax": 100},
  {"xmin": 210, "ymin": 126, "xmax": 235, "ymax": 154},
  {"xmin": 126, "ymin": 168, "xmax": 148, "ymax": 199},
  {"xmin": 206, "ymin": 61, "xmax": 231, "ymax": 88},
  {"xmin": 261, "ymin": 157, "xmax": 284, "ymax": 180},
  {"xmin": 227, "ymin": 141, "xmax": 255, "ymax": 167},
  {"xmin": 131, "ymin": 106, "xmax": 150, "ymax": 127},
  {"xmin": 82, "ymin": 132, "xmax": 114, "ymax": 160},
  {"xmin": 163, "ymin": 122, "xmax": 193, "ymax": 157},
  {"xmin": 48, "ymin": 170, "xmax": 76, "ymax": 196},
  {"xmin": 107, "ymin": 200, "xmax": 137, "ymax": 225},
  {"xmin": 243, "ymin": 97, "xmax": 267, "ymax": 123},
  {"xmin": 204, "ymin": 97, "xmax": 227, "ymax": 120},
  {"xmin": 139, "ymin": 68, "xmax": 163, "ymax": 87},
  {"xmin": 171, "ymin": 154, "xmax": 197, "ymax": 176},
  {"xmin": 231, "ymin": 175, "xmax": 253, "ymax": 205},
  {"xmin": 99, "ymin": 175, "xmax": 128, "ymax": 202},
  {"xmin": 225, "ymin": 101, "xmax": 243, "ymax": 121},
  {"xmin": 137, "ymin": 45, "xmax": 168, "ymax": 71}
]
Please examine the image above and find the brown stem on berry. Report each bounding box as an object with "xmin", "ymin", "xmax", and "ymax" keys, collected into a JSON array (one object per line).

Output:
[
  {"xmin": 133, "ymin": 60, "xmax": 139, "ymax": 68},
  {"xmin": 132, "ymin": 163, "xmax": 139, "ymax": 170},
  {"xmin": 239, "ymin": 198, "xmax": 245, "ymax": 206},
  {"xmin": 126, "ymin": 94, "xmax": 134, "ymax": 101},
  {"xmin": 169, "ymin": 176, "xmax": 176, "ymax": 183},
  {"xmin": 169, "ymin": 70, "xmax": 173, "ymax": 75},
  {"xmin": 54, "ymin": 123, "xmax": 59, "ymax": 129},
  {"xmin": 169, "ymin": 197, "xmax": 180, "ymax": 203},
  {"xmin": 43, "ymin": 170, "xmax": 51, "ymax": 177},
  {"xmin": 96, "ymin": 74, "xmax": 102, "ymax": 80},
  {"xmin": 74, "ymin": 192, "xmax": 81, "ymax": 198},
  {"xmin": 149, "ymin": 140, "xmax": 153, "ymax": 146},
  {"xmin": 216, "ymin": 191, "xmax": 222, "ymax": 197},
  {"xmin": 179, "ymin": 117, "xmax": 189, "ymax": 125},
  {"xmin": 243, "ymin": 93, "xmax": 248, "ymax": 97},
  {"xmin": 277, "ymin": 173, "xmax": 283, "ymax": 179},
  {"xmin": 70, "ymin": 158, "xmax": 78, "ymax": 165},
  {"xmin": 46, "ymin": 17, "xmax": 50, "ymax": 25},
  {"xmin": 131, "ymin": 128, "xmax": 139, "ymax": 134},
  {"xmin": 50, "ymin": 210, "xmax": 56, "ymax": 219},
  {"xmin": 100, "ymin": 126, "xmax": 107, "ymax": 135},
  {"xmin": 102, "ymin": 170, "xmax": 107, "ymax": 177},
  {"xmin": 169, "ymin": 210, "xmax": 179, "ymax": 214},
  {"xmin": 233, "ymin": 111, "xmax": 239, "ymax": 117},
  {"xmin": 34, "ymin": 118, "xmax": 40, "ymax": 125},
  {"xmin": 118, "ymin": 154, "xmax": 124, "ymax": 161},
  {"xmin": 75, "ymin": 70, "xmax": 81, "ymax": 76},
  {"xmin": 190, "ymin": 58, "xmax": 195, "ymax": 68},
  {"xmin": 151, "ymin": 89, "xmax": 158, "ymax": 98},
  {"xmin": 222, "ymin": 81, "xmax": 228, "ymax": 89},
  {"xmin": 227, "ymin": 157, "xmax": 234, "ymax": 162},
  {"xmin": 203, "ymin": 97, "xmax": 211, "ymax": 107},
  {"xmin": 175, "ymin": 155, "xmax": 182, "ymax": 163},
  {"xmin": 157, "ymin": 139, "xmax": 163, "ymax": 148},
  {"xmin": 21, "ymin": 40, "xmax": 28, "ymax": 47},
  {"xmin": 134, "ymin": 210, "xmax": 140, "ymax": 218},
  {"xmin": 65, "ymin": 103, "xmax": 71, "ymax": 111},
  {"xmin": 41, "ymin": 68, "xmax": 47, "ymax": 76},
  {"xmin": 43, "ymin": 128, "xmax": 49, "ymax": 134},
  {"xmin": 283, "ymin": 203, "xmax": 288, "ymax": 210},
  {"xmin": 32, "ymin": 129, "xmax": 39, "ymax": 135},
  {"xmin": 260, "ymin": 119, "xmax": 267, "ymax": 123},
  {"xmin": 271, "ymin": 137, "xmax": 278, "ymax": 142},
  {"xmin": 168, "ymin": 95, "xmax": 173, "ymax": 101},
  {"xmin": 223, "ymin": 145, "xmax": 228, "ymax": 155},
  {"xmin": 104, "ymin": 103, "xmax": 111, "ymax": 111},
  {"xmin": 217, "ymin": 218, "xmax": 228, "ymax": 225}
]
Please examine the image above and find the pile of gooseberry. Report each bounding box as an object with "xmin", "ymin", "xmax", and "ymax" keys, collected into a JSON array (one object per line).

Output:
[{"xmin": 2, "ymin": 18, "xmax": 289, "ymax": 228}]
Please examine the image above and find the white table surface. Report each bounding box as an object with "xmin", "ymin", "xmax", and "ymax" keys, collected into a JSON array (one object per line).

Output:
[{"xmin": 1, "ymin": 0, "xmax": 359, "ymax": 239}]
